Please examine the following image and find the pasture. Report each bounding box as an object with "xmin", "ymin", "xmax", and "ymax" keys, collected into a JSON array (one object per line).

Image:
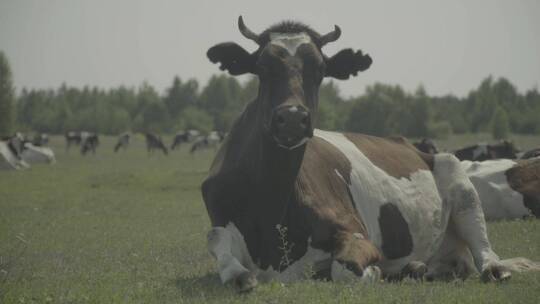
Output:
[{"xmin": 1, "ymin": 134, "xmax": 539, "ymax": 304}]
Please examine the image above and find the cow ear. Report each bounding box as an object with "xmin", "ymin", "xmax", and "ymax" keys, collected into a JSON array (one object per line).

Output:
[
  {"xmin": 325, "ymin": 49, "xmax": 372, "ymax": 80},
  {"xmin": 207, "ymin": 42, "xmax": 256, "ymax": 75}
]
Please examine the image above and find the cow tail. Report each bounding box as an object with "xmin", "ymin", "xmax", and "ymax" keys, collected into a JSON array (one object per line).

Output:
[{"xmin": 499, "ymin": 257, "xmax": 540, "ymax": 272}]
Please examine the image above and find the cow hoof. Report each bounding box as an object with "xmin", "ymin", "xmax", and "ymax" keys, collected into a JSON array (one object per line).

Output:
[
  {"xmin": 480, "ymin": 265, "xmax": 511, "ymax": 283},
  {"xmin": 402, "ymin": 261, "xmax": 428, "ymax": 281},
  {"xmin": 360, "ymin": 266, "xmax": 381, "ymax": 284},
  {"xmin": 235, "ymin": 272, "xmax": 258, "ymax": 293}
]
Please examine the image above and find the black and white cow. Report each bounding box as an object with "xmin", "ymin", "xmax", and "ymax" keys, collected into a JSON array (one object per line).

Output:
[
  {"xmin": 454, "ymin": 141, "xmax": 519, "ymax": 161},
  {"xmin": 32, "ymin": 133, "xmax": 49, "ymax": 146},
  {"xmin": 114, "ymin": 133, "xmax": 130, "ymax": 153},
  {"xmin": 190, "ymin": 131, "xmax": 225, "ymax": 154},
  {"xmin": 65, "ymin": 131, "xmax": 82, "ymax": 151},
  {"xmin": 80, "ymin": 132, "xmax": 99, "ymax": 155},
  {"xmin": 202, "ymin": 17, "xmax": 539, "ymax": 292},
  {"xmin": 0, "ymin": 134, "xmax": 29, "ymax": 170},
  {"xmin": 462, "ymin": 158, "xmax": 540, "ymax": 220},
  {"xmin": 145, "ymin": 133, "xmax": 168, "ymax": 155},
  {"xmin": 171, "ymin": 129, "xmax": 200, "ymax": 150}
]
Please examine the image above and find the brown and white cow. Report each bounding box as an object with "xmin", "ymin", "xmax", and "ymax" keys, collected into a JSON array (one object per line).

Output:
[
  {"xmin": 462, "ymin": 158, "xmax": 540, "ymax": 220},
  {"xmin": 202, "ymin": 17, "xmax": 539, "ymax": 292}
]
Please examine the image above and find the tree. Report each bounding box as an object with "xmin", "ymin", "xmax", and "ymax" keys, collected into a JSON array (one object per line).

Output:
[
  {"xmin": 164, "ymin": 76, "xmax": 199, "ymax": 120},
  {"xmin": 0, "ymin": 51, "xmax": 15, "ymax": 136},
  {"xmin": 491, "ymin": 106, "xmax": 510, "ymax": 139}
]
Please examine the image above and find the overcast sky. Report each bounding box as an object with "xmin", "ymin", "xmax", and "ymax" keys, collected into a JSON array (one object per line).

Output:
[{"xmin": 1, "ymin": 0, "xmax": 539, "ymax": 97}]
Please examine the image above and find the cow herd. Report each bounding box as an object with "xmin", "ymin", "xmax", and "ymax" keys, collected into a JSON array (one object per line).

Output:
[{"xmin": 0, "ymin": 129, "xmax": 226, "ymax": 170}]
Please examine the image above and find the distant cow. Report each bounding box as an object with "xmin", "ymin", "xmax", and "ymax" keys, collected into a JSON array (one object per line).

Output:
[
  {"xmin": 145, "ymin": 133, "xmax": 168, "ymax": 155},
  {"xmin": 171, "ymin": 129, "xmax": 200, "ymax": 150},
  {"xmin": 114, "ymin": 133, "xmax": 130, "ymax": 153},
  {"xmin": 81, "ymin": 132, "xmax": 99, "ymax": 155},
  {"xmin": 65, "ymin": 131, "xmax": 82, "ymax": 151},
  {"xmin": 454, "ymin": 141, "xmax": 518, "ymax": 161},
  {"xmin": 462, "ymin": 158, "xmax": 540, "ymax": 220},
  {"xmin": 32, "ymin": 133, "xmax": 49, "ymax": 146},
  {"xmin": 413, "ymin": 138, "xmax": 439, "ymax": 154},
  {"xmin": 190, "ymin": 131, "xmax": 225, "ymax": 154},
  {"xmin": 520, "ymin": 147, "xmax": 540, "ymax": 160},
  {"xmin": 0, "ymin": 134, "xmax": 30, "ymax": 170}
]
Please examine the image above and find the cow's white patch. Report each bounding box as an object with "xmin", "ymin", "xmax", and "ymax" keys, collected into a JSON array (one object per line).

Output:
[
  {"xmin": 21, "ymin": 143, "xmax": 56, "ymax": 164},
  {"xmin": 288, "ymin": 106, "xmax": 298, "ymax": 113},
  {"xmin": 270, "ymin": 32, "xmax": 312, "ymax": 56},
  {"xmin": 314, "ymin": 129, "xmax": 447, "ymax": 274},
  {"xmin": 461, "ymin": 159, "xmax": 529, "ymax": 220},
  {"xmin": 207, "ymin": 223, "xmax": 331, "ymax": 284}
]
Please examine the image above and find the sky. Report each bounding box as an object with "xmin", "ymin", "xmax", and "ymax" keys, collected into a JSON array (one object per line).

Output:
[{"xmin": 0, "ymin": 0, "xmax": 539, "ymax": 97}]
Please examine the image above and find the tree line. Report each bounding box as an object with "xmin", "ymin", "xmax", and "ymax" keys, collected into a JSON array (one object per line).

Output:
[{"xmin": 1, "ymin": 51, "xmax": 539, "ymax": 139}]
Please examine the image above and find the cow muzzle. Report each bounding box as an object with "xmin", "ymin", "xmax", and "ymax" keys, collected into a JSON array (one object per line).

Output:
[{"xmin": 271, "ymin": 105, "xmax": 313, "ymax": 150}]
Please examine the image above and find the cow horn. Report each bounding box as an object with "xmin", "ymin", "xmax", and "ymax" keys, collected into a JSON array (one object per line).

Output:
[
  {"xmin": 320, "ymin": 25, "xmax": 341, "ymax": 46},
  {"xmin": 238, "ymin": 16, "xmax": 260, "ymax": 44}
]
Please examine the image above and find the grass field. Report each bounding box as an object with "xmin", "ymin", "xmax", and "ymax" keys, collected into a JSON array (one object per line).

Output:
[{"xmin": 1, "ymin": 134, "xmax": 539, "ymax": 304}]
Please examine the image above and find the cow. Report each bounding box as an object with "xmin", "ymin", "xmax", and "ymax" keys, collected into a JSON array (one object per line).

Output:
[
  {"xmin": 171, "ymin": 129, "xmax": 200, "ymax": 150},
  {"xmin": 145, "ymin": 133, "xmax": 168, "ymax": 155},
  {"xmin": 32, "ymin": 133, "xmax": 49, "ymax": 146},
  {"xmin": 520, "ymin": 147, "xmax": 540, "ymax": 160},
  {"xmin": 462, "ymin": 158, "xmax": 540, "ymax": 220},
  {"xmin": 21, "ymin": 142, "xmax": 56, "ymax": 164},
  {"xmin": 0, "ymin": 134, "xmax": 29, "ymax": 170},
  {"xmin": 80, "ymin": 132, "xmax": 99, "ymax": 155},
  {"xmin": 454, "ymin": 141, "xmax": 519, "ymax": 161},
  {"xmin": 413, "ymin": 138, "xmax": 439, "ymax": 154},
  {"xmin": 114, "ymin": 133, "xmax": 130, "ymax": 153},
  {"xmin": 65, "ymin": 131, "xmax": 82, "ymax": 151},
  {"xmin": 190, "ymin": 131, "xmax": 225, "ymax": 154},
  {"xmin": 201, "ymin": 17, "xmax": 539, "ymax": 292}
]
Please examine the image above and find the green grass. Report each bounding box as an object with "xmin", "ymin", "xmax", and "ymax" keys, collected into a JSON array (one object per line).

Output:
[{"xmin": 1, "ymin": 134, "xmax": 539, "ymax": 303}]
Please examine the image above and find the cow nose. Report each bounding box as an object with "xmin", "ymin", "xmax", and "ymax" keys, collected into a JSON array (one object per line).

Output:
[{"xmin": 271, "ymin": 105, "xmax": 312, "ymax": 148}]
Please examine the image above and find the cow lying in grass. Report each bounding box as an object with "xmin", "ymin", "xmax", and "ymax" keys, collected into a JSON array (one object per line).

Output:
[
  {"xmin": 462, "ymin": 157, "xmax": 540, "ymax": 220},
  {"xmin": 0, "ymin": 134, "xmax": 29, "ymax": 170},
  {"xmin": 202, "ymin": 17, "xmax": 540, "ymax": 292}
]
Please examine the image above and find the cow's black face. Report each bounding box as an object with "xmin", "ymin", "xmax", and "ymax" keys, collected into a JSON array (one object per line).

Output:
[
  {"xmin": 207, "ymin": 17, "xmax": 373, "ymax": 149},
  {"xmin": 254, "ymin": 36, "xmax": 324, "ymax": 149}
]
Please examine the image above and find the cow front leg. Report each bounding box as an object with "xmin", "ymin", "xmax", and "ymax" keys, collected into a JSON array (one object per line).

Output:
[
  {"xmin": 434, "ymin": 154, "xmax": 510, "ymax": 282},
  {"xmin": 207, "ymin": 223, "xmax": 258, "ymax": 292},
  {"xmin": 330, "ymin": 231, "xmax": 382, "ymax": 283}
]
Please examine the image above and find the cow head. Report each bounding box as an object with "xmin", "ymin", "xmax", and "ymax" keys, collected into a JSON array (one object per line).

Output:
[{"xmin": 207, "ymin": 17, "xmax": 372, "ymax": 149}]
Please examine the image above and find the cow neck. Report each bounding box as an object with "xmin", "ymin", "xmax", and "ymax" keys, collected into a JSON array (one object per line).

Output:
[{"xmin": 235, "ymin": 99, "xmax": 307, "ymax": 219}]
